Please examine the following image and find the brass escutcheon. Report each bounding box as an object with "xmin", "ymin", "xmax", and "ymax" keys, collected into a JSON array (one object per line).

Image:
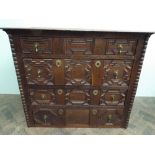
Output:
[
  {"xmin": 56, "ymin": 59, "xmax": 62, "ymax": 67},
  {"xmin": 95, "ymin": 60, "xmax": 101, "ymax": 68},
  {"xmin": 93, "ymin": 90, "xmax": 99, "ymax": 96},
  {"xmin": 57, "ymin": 89, "xmax": 63, "ymax": 95}
]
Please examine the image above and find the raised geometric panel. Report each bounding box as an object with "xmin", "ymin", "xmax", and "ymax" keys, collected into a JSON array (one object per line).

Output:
[
  {"xmin": 106, "ymin": 39, "xmax": 137, "ymax": 55},
  {"xmin": 64, "ymin": 38, "xmax": 93, "ymax": 55},
  {"xmin": 65, "ymin": 59, "xmax": 92, "ymax": 85},
  {"xmin": 100, "ymin": 89, "xmax": 127, "ymax": 106},
  {"xmin": 90, "ymin": 108, "xmax": 123, "ymax": 127},
  {"xmin": 102, "ymin": 60, "xmax": 133, "ymax": 87},
  {"xmin": 30, "ymin": 89, "xmax": 56, "ymax": 105},
  {"xmin": 20, "ymin": 36, "xmax": 53, "ymax": 53},
  {"xmin": 66, "ymin": 108, "xmax": 89, "ymax": 126},
  {"xmin": 33, "ymin": 108, "xmax": 65, "ymax": 126},
  {"xmin": 23, "ymin": 59, "xmax": 54, "ymax": 85},
  {"xmin": 65, "ymin": 89, "xmax": 91, "ymax": 105}
]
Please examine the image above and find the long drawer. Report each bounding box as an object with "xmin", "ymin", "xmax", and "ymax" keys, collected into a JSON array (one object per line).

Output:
[
  {"xmin": 32, "ymin": 106, "xmax": 124, "ymax": 128},
  {"xmin": 19, "ymin": 36, "xmax": 137, "ymax": 56},
  {"xmin": 28, "ymin": 87, "xmax": 127, "ymax": 107},
  {"xmin": 23, "ymin": 58, "xmax": 133, "ymax": 87}
]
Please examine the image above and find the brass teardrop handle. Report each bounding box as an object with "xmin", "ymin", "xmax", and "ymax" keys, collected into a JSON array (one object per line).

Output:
[
  {"xmin": 95, "ymin": 60, "xmax": 101, "ymax": 68},
  {"xmin": 107, "ymin": 114, "xmax": 112, "ymax": 123},
  {"xmin": 92, "ymin": 109, "xmax": 98, "ymax": 115},
  {"xmin": 111, "ymin": 95, "xmax": 115, "ymax": 101},
  {"xmin": 56, "ymin": 59, "xmax": 62, "ymax": 67},
  {"xmin": 93, "ymin": 90, "xmax": 99, "ymax": 96},
  {"xmin": 34, "ymin": 42, "xmax": 39, "ymax": 52},
  {"xmin": 117, "ymin": 44, "xmax": 123, "ymax": 54},
  {"xmin": 58, "ymin": 109, "xmax": 64, "ymax": 115},
  {"xmin": 43, "ymin": 114, "xmax": 48, "ymax": 124},
  {"xmin": 57, "ymin": 89, "xmax": 63, "ymax": 95},
  {"xmin": 41, "ymin": 94, "xmax": 45, "ymax": 99},
  {"xmin": 37, "ymin": 69, "xmax": 41, "ymax": 77},
  {"xmin": 113, "ymin": 70, "xmax": 118, "ymax": 79}
]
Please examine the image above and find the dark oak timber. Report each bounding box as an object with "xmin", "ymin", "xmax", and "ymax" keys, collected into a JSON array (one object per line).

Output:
[{"xmin": 3, "ymin": 29, "xmax": 152, "ymax": 128}]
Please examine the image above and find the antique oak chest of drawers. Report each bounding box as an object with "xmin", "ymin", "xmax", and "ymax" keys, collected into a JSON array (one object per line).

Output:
[{"xmin": 3, "ymin": 29, "xmax": 152, "ymax": 128}]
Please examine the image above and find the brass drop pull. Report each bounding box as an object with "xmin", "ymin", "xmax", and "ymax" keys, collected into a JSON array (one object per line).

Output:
[
  {"xmin": 34, "ymin": 42, "xmax": 39, "ymax": 52},
  {"xmin": 57, "ymin": 89, "xmax": 63, "ymax": 95},
  {"xmin": 43, "ymin": 114, "xmax": 48, "ymax": 124},
  {"xmin": 113, "ymin": 70, "xmax": 118, "ymax": 79},
  {"xmin": 117, "ymin": 44, "xmax": 123, "ymax": 54},
  {"xmin": 95, "ymin": 60, "xmax": 101, "ymax": 68},
  {"xmin": 41, "ymin": 94, "xmax": 45, "ymax": 99},
  {"xmin": 37, "ymin": 69, "xmax": 41, "ymax": 77},
  {"xmin": 107, "ymin": 114, "xmax": 112, "ymax": 123},
  {"xmin": 56, "ymin": 59, "xmax": 62, "ymax": 67},
  {"xmin": 58, "ymin": 109, "xmax": 64, "ymax": 115},
  {"xmin": 111, "ymin": 95, "xmax": 115, "ymax": 101},
  {"xmin": 93, "ymin": 90, "xmax": 99, "ymax": 96},
  {"xmin": 92, "ymin": 109, "xmax": 98, "ymax": 115}
]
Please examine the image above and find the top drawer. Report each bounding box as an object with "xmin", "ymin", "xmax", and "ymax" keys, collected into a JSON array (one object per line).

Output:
[{"xmin": 19, "ymin": 36, "xmax": 137, "ymax": 56}]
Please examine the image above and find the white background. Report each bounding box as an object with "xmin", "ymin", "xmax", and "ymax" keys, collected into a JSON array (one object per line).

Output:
[{"xmin": 0, "ymin": 0, "xmax": 155, "ymax": 154}]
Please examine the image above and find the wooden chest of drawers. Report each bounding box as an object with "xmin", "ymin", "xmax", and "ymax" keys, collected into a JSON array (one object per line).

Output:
[{"xmin": 3, "ymin": 29, "xmax": 152, "ymax": 128}]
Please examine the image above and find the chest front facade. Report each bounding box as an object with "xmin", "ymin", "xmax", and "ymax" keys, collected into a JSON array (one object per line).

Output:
[{"xmin": 4, "ymin": 29, "xmax": 151, "ymax": 128}]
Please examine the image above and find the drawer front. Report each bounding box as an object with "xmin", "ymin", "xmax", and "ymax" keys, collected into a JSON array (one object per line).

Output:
[
  {"xmin": 29, "ymin": 88, "xmax": 126, "ymax": 107},
  {"xmin": 65, "ymin": 59, "xmax": 92, "ymax": 85},
  {"xmin": 32, "ymin": 106, "xmax": 124, "ymax": 127},
  {"xmin": 103, "ymin": 60, "xmax": 133, "ymax": 87},
  {"xmin": 90, "ymin": 108, "xmax": 123, "ymax": 127},
  {"xmin": 66, "ymin": 108, "xmax": 89, "ymax": 126},
  {"xmin": 106, "ymin": 39, "xmax": 137, "ymax": 55},
  {"xmin": 100, "ymin": 89, "xmax": 126, "ymax": 106},
  {"xmin": 20, "ymin": 36, "xmax": 53, "ymax": 53},
  {"xmin": 30, "ymin": 89, "xmax": 64, "ymax": 105},
  {"xmin": 24, "ymin": 59, "xmax": 54, "ymax": 85},
  {"xmin": 91, "ymin": 88, "xmax": 127, "ymax": 106},
  {"xmin": 64, "ymin": 38, "xmax": 93, "ymax": 55},
  {"xmin": 19, "ymin": 37, "xmax": 137, "ymax": 56},
  {"xmin": 23, "ymin": 59, "xmax": 64, "ymax": 85},
  {"xmin": 24, "ymin": 59, "xmax": 132, "ymax": 87},
  {"xmin": 33, "ymin": 107, "xmax": 65, "ymax": 126},
  {"xmin": 65, "ymin": 88, "xmax": 91, "ymax": 106}
]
